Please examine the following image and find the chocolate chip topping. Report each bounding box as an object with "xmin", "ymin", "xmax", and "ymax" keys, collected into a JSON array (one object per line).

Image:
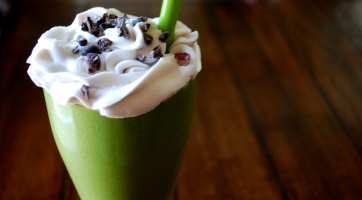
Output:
[
  {"xmin": 81, "ymin": 21, "xmax": 88, "ymax": 31},
  {"xmin": 137, "ymin": 45, "xmax": 163, "ymax": 66},
  {"xmin": 143, "ymin": 33, "xmax": 153, "ymax": 45},
  {"xmin": 109, "ymin": 13, "xmax": 117, "ymax": 19},
  {"xmin": 86, "ymin": 53, "xmax": 101, "ymax": 70},
  {"xmin": 174, "ymin": 53, "xmax": 191, "ymax": 66},
  {"xmin": 83, "ymin": 59, "xmax": 97, "ymax": 74},
  {"xmin": 159, "ymin": 31, "xmax": 170, "ymax": 42},
  {"xmin": 97, "ymin": 13, "xmax": 127, "ymax": 31},
  {"xmin": 83, "ymin": 53, "xmax": 100, "ymax": 74},
  {"xmin": 97, "ymin": 38, "xmax": 113, "ymax": 48},
  {"xmin": 149, "ymin": 45, "xmax": 162, "ymax": 58},
  {"xmin": 79, "ymin": 45, "xmax": 101, "ymax": 56},
  {"xmin": 137, "ymin": 55, "xmax": 146, "ymax": 63},
  {"xmin": 76, "ymin": 36, "xmax": 88, "ymax": 46},
  {"xmin": 94, "ymin": 15, "xmax": 104, "ymax": 25},
  {"xmin": 81, "ymin": 16, "xmax": 103, "ymax": 37},
  {"xmin": 99, "ymin": 23, "xmax": 114, "ymax": 30},
  {"xmin": 122, "ymin": 14, "xmax": 129, "ymax": 21},
  {"xmin": 72, "ymin": 46, "xmax": 79, "ymax": 54},
  {"xmin": 80, "ymin": 13, "xmax": 133, "ymax": 40},
  {"xmin": 118, "ymin": 24, "xmax": 130, "ymax": 39},
  {"xmin": 81, "ymin": 85, "xmax": 91, "ymax": 100},
  {"xmin": 95, "ymin": 45, "xmax": 105, "ymax": 53},
  {"xmin": 141, "ymin": 23, "xmax": 150, "ymax": 32},
  {"xmin": 132, "ymin": 16, "xmax": 147, "ymax": 26}
]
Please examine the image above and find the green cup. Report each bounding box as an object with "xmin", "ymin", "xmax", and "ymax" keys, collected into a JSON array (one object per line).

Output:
[{"xmin": 44, "ymin": 79, "xmax": 196, "ymax": 200}]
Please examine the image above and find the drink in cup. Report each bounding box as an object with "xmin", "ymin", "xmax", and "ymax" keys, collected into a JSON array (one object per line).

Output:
[{"xmin": 27, "ymin": 7, "xmax": 201, "ymax": 200}]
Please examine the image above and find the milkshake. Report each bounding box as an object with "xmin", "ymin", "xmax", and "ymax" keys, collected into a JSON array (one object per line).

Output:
[{"xmin": 27, "ymin": 7, "xmax": 201, "ymax": 200}]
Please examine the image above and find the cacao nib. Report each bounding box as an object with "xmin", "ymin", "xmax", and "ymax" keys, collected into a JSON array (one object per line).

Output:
[
  {"xmin": 108, "ymin": 19, "xmax": 118, "ymax": 26},
  {"xmin": 174, "ymin": 53, "xmax": 191, "ymax": 66},
  {"xmin": 79, "ymin": 45, "xmax": 101, "ymax": 56},
  {"xmin": 96, "ymin": 45, "xmax": 105, "ymax": 53},
  {"xmin": 86, "ymin": 53, "xmax": 101, "ymax": 70},
  {"xmin": 99, "ymin": 23, "xmax": 114, "ymax": 30},
  {"xmin": 109, "ymin": 13, "xmax": 118, "ymax": 19},
  {"xmin": 132, "ymin": 16, "xmax": 147, "ymax": 26},
  {"xmin": 115, "ymin": 16, "xmax": 125, "ymax": 28},
  {"xmin": 137, "ymin": 45, "xmax": 163, "ymax": 66},
  {"xmin": 76, "ymin": 36, "xmax": 88, "ymax": 46},
  {"xmin": 122, "ymin": 14, "xmax": 129, "ymax": 20},
  {"xmin": 149, "ymin": 45, "xmax": 162, "ymax": 58},
  {"xmin": 81, "ymin": 16, "xmax": 104, "ymax": 37},
  {"xmin": 102, "ymin": 13, "xmax": 109, "ymax": 23},
  {"xmin": 83, "ymin": 53, "xmax": 101, "ymax": 74},
  {"xmin": 118, "ymin": 25, "xmax": 130, "ymax": 39},
  {"xmin": 72, "ymin": 46, "xmax": 79, "ymax": 54},
  {"xmin": 159, "ymin": 31, "xmax": 170, "ymax": 42},
  {"xmin": 81, "ymin": 22, "xmax": 88, "ymax": 31},
  {"xmin": 137, "ymin": 55, "xmax": 146, "ymax": 63},
  {"xmin": 95, "ymin": 15, "xmax": 104, "ymax": 24},
  {"xmin": 81, "ymin": 85, "xmax": 91, "ymax": 100},
  {"xmin": 83, "ymin": 59, "xmax": 97, "ymax": 74},
  {"xmin": 97, "ymin": 38, "xmax": 113, "ymax": 48},
  {"xmin": 141, "ymin": 23, "xmax": 150, "ymax": 32},
  {"xmin": 143, "ymin": 33, "xmax": 153, "ymax": 45}
]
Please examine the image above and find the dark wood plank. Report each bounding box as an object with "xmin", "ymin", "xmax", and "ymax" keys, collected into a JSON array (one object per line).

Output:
[
  {"xmin": 208, "ymin": 1, "xmax": 362, "ymax": 199},
  {"xmin": 0, "ymin": 1, "xmax": 79, "ymax": 199},
  {"xmin": 2, "ymin": 0, "xmax": 362, "ymax": 199},
  {"xmin": 276, "ymin": 1, "xmax": 362, "ymax": 151},
  {"xmin": 0, "ymin": 63, "xmax": 66, "ymax": 199},
  {"xmin": 171, "ymin": 6, "xmax": 285, "ymax": 200}
]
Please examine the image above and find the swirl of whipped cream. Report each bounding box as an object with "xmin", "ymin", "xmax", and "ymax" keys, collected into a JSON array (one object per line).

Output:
[{"xmin": 27, "ymin": 7, "xmax": 201, "ymax": 118}]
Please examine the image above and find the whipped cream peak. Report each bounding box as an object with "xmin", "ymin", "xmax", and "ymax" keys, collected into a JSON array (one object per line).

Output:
[{"xmin": 27, "ymin": 7, "xmax": 201, "ymax": 118}]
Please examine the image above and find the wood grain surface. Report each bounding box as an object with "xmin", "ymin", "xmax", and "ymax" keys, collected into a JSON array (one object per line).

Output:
[{"xmin": 1, "ymin": 0, "xmax": 362, "ymax": 199}]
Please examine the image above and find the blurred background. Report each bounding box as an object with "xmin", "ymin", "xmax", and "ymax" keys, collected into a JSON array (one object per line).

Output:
[{"xmin": 1, "ymin": 0, "xmax": 362, "ymax": 199}]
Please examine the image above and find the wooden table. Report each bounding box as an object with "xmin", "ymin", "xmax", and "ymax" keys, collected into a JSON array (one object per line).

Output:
[{"xmin": 1, "ymin": 0, "xmax": 362, "ymax": 199}]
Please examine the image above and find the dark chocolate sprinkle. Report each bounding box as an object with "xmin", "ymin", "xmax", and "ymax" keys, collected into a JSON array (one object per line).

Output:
[
  {"xmin": 143, "ymin": 33, "xmax": 153, "ymax": 45},
  {"xmin": 137, "ymin": 45, "xmax": 163, "ymax": 66},
  {"xmin": 81, "ymin": 22, "xmax": 88, "ymax": 31},
  {"xmin": 102, "ymin": 13, "xmax": 110, "ymax": 23},
  {"xmin": 149, "ymin": 45, "xmax": 162, "ymax": 58},
  {"xmin": 132, "ymin": 16, "xmax": 147, "ymax": 26},
  {"xmin": 118, "ymin": 25, "xmax": 130, "ymax": 39},
  {"xmin": 86, "ymin": 53, "xmax": 101, "ymax": 70},
  {"xmin": 95, "ymin": 15, "xmax": 104, "ymax": 24},
  {"xmin": 83, "ymin": 53, "xmax": 100, "ymax": 74},
  {"xmin": 79, "ymin": 45, "xmax": 100, "ymax": 56},
  {"xmin": 159, "ymin": 31, "xmax": 170, "ymax": 42},
  {"xmin": 97, "ymin": 38, "xmax": 113, "ymax": 48},
  {"xmin": 122, "ymin": 14, "xmax": 129, "ymax": 20},
  {"xmin": 115, "ymin": 16, "xmax": 125, "ymax": 28},
  {"xmin": 96, "ymin": 45, "xmax": 105, "ymax": 53},
  {"xmin": 174, "ymin": 53, "xmax": 191, "ymax": 66},
  {"xmin": 141, "ymin": 16, "xmax": 147, "ymax": 22},
  {"xmin": 141, "ymin": 23, "xmax": 150, "ymax": 32},
  {"xmin": 137, "ymin": 55, "xmax": 146, "ymax": 63},
  {"xmin": 82, "ymin": 16, "xmax": 104, "ymax": 37},
  {"xmin": 81, "ymin": 85, "xmax": 91, "ymax": 100},
  {"xmin": 108, "ymin": 19, "xmax": 118, "ymax": 26},
  {"xmin": 72, "ymin": 46, "xmax": 79, "ymax": 54},
  {"xmin": 99, "ymin": 23, "xmax": 114, "ymax": 30},
  {"xmin": 76, "ymin": 36, "xmax": 88, "ymax": 46},
  {"xmin": 109, "ymin": 13, "xmax": 118, "ymax": 19},
  {"xmin": 83, "ymin": 59, "xmax": 97, "ymax": 74}
]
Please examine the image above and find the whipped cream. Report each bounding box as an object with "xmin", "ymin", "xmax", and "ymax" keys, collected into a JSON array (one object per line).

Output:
[{"xmin": 27, "ymin": 7, "xmax": 201, "ymax": 118}]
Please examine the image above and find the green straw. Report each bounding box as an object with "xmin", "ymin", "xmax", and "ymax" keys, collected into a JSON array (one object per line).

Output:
[{"xmin": 158, "ymin": 0, "xmax": 182, "ymax": 52}]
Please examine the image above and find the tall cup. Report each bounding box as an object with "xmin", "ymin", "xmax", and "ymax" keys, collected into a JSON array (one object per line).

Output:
[{"xmin": 44, "ymin": 80, "xmax": 196, "ymax": 200}]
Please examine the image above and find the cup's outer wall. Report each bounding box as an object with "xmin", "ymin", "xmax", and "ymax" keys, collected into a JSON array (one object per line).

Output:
[{"xmin": 43, "ymin": 79, "xmax": 196, "ymax": 200}]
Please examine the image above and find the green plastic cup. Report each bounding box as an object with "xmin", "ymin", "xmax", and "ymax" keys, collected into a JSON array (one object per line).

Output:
[{"xmin": 44, "ymin": 79, "xmax": 196, "ymax": 200}]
